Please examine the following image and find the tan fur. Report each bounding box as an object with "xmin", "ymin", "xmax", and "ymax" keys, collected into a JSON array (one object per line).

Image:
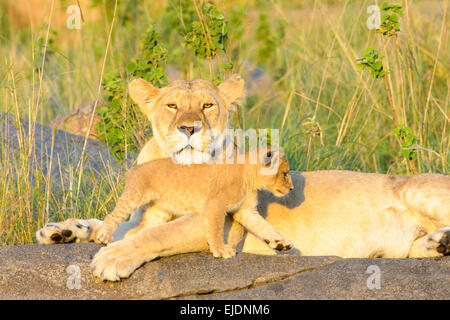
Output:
[
  {"xmin": 37, "ymin": 75, "xmax": 450, "ymax": 282},
  {"xmin": 95, "ymin": 149, "xmax": 294, "ymax": 261},
  {"xmin": 128, "ymin": 75, "xmax": 244, "ymax": 165}
]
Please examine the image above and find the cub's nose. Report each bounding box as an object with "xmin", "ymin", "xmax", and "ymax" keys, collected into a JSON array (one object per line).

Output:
[{"xmin": 179, "ymin": 125, "xmax": 200, "ymax": 137}]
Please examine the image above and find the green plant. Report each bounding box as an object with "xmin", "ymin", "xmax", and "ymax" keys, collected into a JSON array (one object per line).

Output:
[
  {"xmin": 393, "ymin": 125, "xmax": 418, "ymax": 161},
  {"xmin": 1, "ymin": 1, "xmax": 448, "ymax": 246},
  {"xmin": 227, "ymin": 7, "xmax": 245, "ymax": 41},
  {"xmin": 126, "ymin": 28, "xmax": 168, "ymax": 86},
  {"xmin": 357, "ymin": 2, "xmax": 419, "ymax": 173},
  {"xmin": 183, "ymin": 2, "xmax": 228, "ymax": 60},
  {"xmin": 162, "ymin": 0, "xmax": 197, "ymax": 36},
  {"xmin": 378, "ymin": 2, "xmax": 403, "ymax": 36},
  {"xmin": 254, "ymin": 14, "xmax": 286, "ymax": 66},
  {"xmin": 96, "ymin": 27, "xmax": 168, "ymax": 161},
  {"xmin": 34, "ymin": 23, "xmax": 58, "ymax": 71},
  {"xmin": 90, "ymin": 0, "xmax": 140, "ymax": 26},
  {"xmin": 356, "ymin": 48, "xmax": 386, "ymax": 78}
]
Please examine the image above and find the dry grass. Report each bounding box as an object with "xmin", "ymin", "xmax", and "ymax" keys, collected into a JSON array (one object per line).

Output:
[{"xmin": 0, "ymin": 0, "xmax": 448, "ymax": 245}]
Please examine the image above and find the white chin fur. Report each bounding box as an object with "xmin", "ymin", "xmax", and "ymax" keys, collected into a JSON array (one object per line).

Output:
[{"xmin": 173, "ymin": 148, "xmax": 212, "ymax": 164}]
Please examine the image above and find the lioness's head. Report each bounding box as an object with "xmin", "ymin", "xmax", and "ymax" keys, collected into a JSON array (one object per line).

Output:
[{"xmin": 129, "ymin": 74, "xmax": 245, "ymax": 164}]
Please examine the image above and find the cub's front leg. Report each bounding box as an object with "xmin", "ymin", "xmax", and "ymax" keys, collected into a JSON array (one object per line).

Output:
[
  {"xmin": 203, "ymin": 199, "xmax": 236, "ymax": 259},
  {"xmin": 233, "ymin": 204, "xmax": 294, "ymax": 253},
  {"xmin": 97, "ymin": 187, "xmax": 147, "ymax": 244}
]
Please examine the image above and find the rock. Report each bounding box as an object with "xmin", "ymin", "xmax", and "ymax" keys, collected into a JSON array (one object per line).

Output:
[
  {"xmin": 0, "ymin": 112, "xmax": 122, "ymax": 193},
  {"xmin": 242, "ymin": 62, "xmax": 273, "ymax": 96},
  {"xmin": 191, "ymin": 257, "xmax": 450, "ymax": 300},
  {"xmin": 0, "ymin": 243, "xmax": 448, "ymax": 299},
  {"xmin": 50, "ymin": 99, "xmax": 106, "ymax": 141}
]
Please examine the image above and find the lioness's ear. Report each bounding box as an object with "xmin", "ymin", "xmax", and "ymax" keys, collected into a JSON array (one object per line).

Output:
[
  {"xmin": 128, "ymin": 78, "xmax": 160, "ymax": 116},
  {"xmin": 218, "ymin": 74, "xmax": 245, "ymax": 106}
]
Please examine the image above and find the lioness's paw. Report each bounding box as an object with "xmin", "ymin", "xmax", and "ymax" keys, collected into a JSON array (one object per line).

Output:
[
  {"xmin": 425, "ymin": 227, "xmax": 450, "ymax": 256},
  {"xmin": 91, "ymin": 242, "xmax": 144, "ymax": 281},
  {"xmin": 36, "ymin": 219, "xmax": 93, "ymax": 244},
  {"xmin": 265, "ymin": 238, "xmax": 293, "ymax": 251},
  {"xmin": 210, "ymin": 244, "xmax": 236, "ymax": 259}
]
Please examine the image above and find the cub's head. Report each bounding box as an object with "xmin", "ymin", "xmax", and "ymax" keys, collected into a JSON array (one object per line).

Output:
[
  {"xmin": 254, "ymin": 147, "xmax": 294, "ymax": 197},
  {"xmin": 129, "ymin": 74, "xmax": 245, "ymax": 164}
]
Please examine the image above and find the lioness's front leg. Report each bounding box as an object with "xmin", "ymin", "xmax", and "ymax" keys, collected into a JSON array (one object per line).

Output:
[{"xmin": 91, "ymin": 213, "xmax": 209, "ymax": 281}]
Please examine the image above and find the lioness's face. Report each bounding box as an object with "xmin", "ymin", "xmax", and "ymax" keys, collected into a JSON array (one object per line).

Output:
[{"xmin": 129, "ymin": 75, "xmax": 245, "ymax": 164}]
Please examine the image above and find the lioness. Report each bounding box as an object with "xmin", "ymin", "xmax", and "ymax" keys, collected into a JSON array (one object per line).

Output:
[
  {"xmin": 92, "ymin": 148, "xmax": 293, "ymax": 280},
  {"xmin": 37, "ymin": 74, "xmax": 450, "ymax": 264}
]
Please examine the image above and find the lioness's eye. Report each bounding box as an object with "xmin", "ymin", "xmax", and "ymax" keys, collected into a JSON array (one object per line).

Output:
[
  {"xmin": 166, "ymin": 104, "xmax": 177, "ymax": 109},
  {"xmin": 203, "ymin": 103, "xmax": 214, "ymax": 109}
]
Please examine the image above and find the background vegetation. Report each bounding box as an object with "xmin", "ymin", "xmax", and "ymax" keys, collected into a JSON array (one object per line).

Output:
[{"xmin": 0, "ymin": 0, "xmax": 448, "ymax": 245}]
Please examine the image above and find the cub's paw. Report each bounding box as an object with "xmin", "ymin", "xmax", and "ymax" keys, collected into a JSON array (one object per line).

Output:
[
  {"xmin": 97, "ymin": 226, "xmax": 115, "ymax": 245},
  {"xmin": 36, "ymin": 219, "xmax": 94, "ymax": 244},
  {"xmin": 425, "ymin": 227, "xmax": 450, "ymax": 256},
  {"xmin": 91, "ymin": 242, "xmax": 144, "ymax": 281},
  {"xmin": 265, "ymin": 238, "xmax": 293, "ymax": 251},
  {"xmin": 210, "ymin": 244, "xmax": 236, "ymax": 259}
]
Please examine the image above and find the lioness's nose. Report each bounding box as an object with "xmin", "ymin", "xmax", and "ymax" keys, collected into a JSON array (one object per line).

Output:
[{"xmin": 179, "ymin": 125, "xmax": 199, "ymax": 137}]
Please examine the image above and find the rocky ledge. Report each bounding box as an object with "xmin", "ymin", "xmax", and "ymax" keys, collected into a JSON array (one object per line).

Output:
[{"xmin": 0, "ymin": 243, "xmax": 448, "ymax": 300}]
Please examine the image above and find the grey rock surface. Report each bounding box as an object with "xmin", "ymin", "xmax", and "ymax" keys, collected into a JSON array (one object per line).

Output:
[
  {"xmin": 0, "ymin": 243, "xmax": 448, "ymax": 300},
  {"xmin": 0, "ymin": 112, "xmax": 123, "ymax": 191}
]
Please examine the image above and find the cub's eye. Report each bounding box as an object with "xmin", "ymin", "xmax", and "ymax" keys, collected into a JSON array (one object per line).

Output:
[
  {"xmin": 283, "ymin": 172, "xmax": 289, "ymax": 178},
  {"xmin": 166, "ymin": 103, "xmax": 177, "ymax": 109},
  {"xmin": 202, "ymin": 103, "xmax": 214, "ymax": 110}
]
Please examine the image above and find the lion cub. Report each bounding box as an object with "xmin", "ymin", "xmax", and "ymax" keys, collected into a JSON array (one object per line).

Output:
[{"xmin": 97, "ymin": 148, "xmax": 294, "ymax": 258}]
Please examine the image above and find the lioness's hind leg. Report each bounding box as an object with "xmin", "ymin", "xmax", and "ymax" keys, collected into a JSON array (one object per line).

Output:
[
  {"xmin": 409, "ymin": 227, "xmax": 450, "ymax": 257},
  {"xmin": 36, "ymin": 218, "xmax": 103, "ymax": 244}
]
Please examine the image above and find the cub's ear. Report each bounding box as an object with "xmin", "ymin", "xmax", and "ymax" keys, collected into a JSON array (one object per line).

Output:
[
  {"xmin": 128, "ymin": 78, "xmax": 160, "ymax": 116},
  {"xmin": 261, "ymin": 148, "xmax": 275, "ymax": 166},
  {"xmin": 259, "ymin": 147, "xmax": 280, "ymax": 175},
  {"xmin": 218, "ymin": 74, "xmax": 245, "ymax": 107}
]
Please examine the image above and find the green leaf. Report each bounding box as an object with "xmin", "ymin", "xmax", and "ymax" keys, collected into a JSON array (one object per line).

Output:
[
  {"xmin": 223, "ymin": 61, "xmax": 234, "ymax": 71},
  {"xmin": 373, "ymin": 61, "xmax": 383, "ymax": 71},
  {"xmin": 126, "ymin": 60, "xmax": 137, "ymax": 73},
  {"xmin": 356, "ymin": 64, "xmax": 365, "ymax": 72},
  {"xmin": 381, "ymin": 2, "xmax": 390, "ymax": 10},
  {"xmin": 363, "ymin": 47, "xmax": 374, "ymax": 58}
]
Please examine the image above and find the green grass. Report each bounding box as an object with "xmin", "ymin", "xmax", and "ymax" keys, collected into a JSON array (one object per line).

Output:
[{"xmin": 0, "ymin": 0, "xmax": 448, "ymax": 245}]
